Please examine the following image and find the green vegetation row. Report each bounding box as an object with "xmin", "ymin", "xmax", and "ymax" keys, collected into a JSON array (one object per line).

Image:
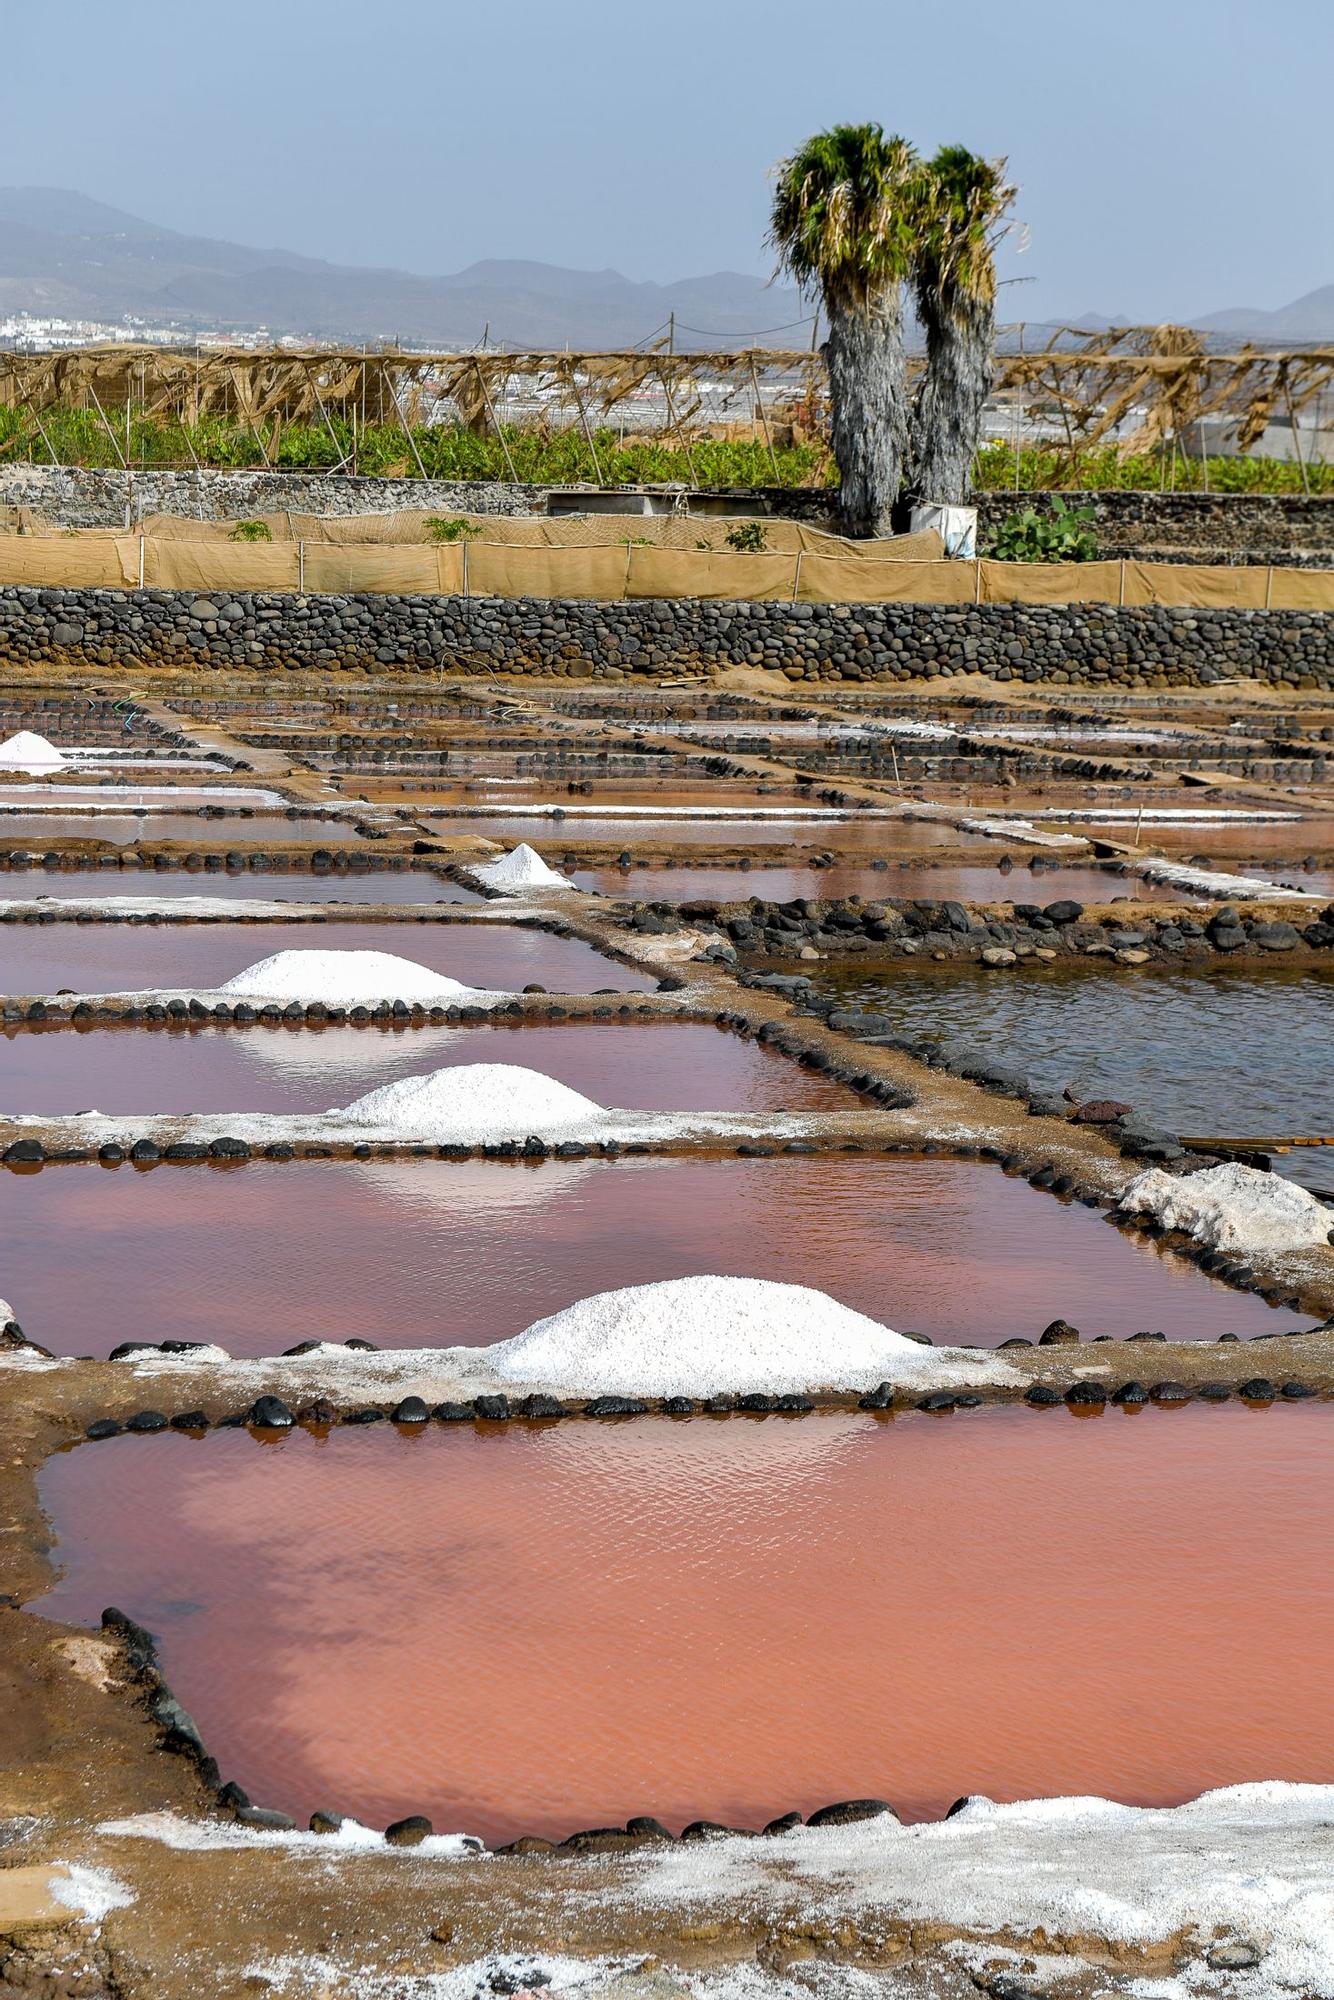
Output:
[{"xmin": 0, "ymin": 407, "xmax": 1327, "ymax": 495}]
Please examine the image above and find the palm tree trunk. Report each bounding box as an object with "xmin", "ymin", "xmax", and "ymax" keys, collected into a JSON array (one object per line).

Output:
[
  {"xmin": 824, "ymin": 295, "xmax": 908, "ymax": 538},
  {"xmin": 911, "ymin": 292, "xmax": 994, "ymax": 505}
]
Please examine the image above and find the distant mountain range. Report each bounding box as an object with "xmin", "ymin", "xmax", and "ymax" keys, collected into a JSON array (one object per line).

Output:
[
  {"xmin": 0, "ymin": 187, "xmax": 807, "ymax": 349},
  {"xmin": 0, "ymin": 187, "xmax": 1329, "ymax": 349}
]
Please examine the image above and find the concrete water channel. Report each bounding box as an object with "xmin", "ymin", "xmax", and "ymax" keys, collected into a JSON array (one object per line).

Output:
[{"xmin": 4, "ymin": 668, "xmax": 1334, "ymax": 1998}]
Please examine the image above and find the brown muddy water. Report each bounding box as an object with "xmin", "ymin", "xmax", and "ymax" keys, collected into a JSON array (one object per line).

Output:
[
  {"xmin": 1057, "ymin": 818, "xmax": 1334, "ymax": 862},
  {"xmin": 574, "ymin": 864, "xmax": 1192, "ymax": 904},
  {"xmin": 0, "ymin": 813, "xmax": 364, "ymax": 845},
  {"xmin": 33, "ymin": 1403, "xmax": 1334, "ymax": 1841},
  {"xmin": 0, "ymin": 870, "xmax": 483, "ymax": 904},
  {"xmin": 0, "ymin": 1020, "xmax": 850, "ymax": 1118},
  {"xmin": 0, "ymin": 921, "xmax": 654, "ymax": 995},
  {"xmin": 5, "ymin": 1156, "xmax": 1304, "ymax": 1358},
  {"xmin": 424, "ymin": 814, "xmax": 982, "ymax": 852}
]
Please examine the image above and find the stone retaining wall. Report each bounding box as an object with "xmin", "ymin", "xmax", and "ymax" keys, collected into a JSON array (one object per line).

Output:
[
  {"xmin": 1, "ymin": 584, "xmax": 1328, "ymax": 687},
  {"xmin": 1, "ymin": 466, "xmax": 1330, "ymax": 564}
]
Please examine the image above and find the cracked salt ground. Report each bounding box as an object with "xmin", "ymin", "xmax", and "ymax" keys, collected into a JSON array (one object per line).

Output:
[
  {"xmin": 5, "ymin": 1153, "xmax": 1305, "ymax": 1357},
  {"xmin": 33, "ymin": 1402, "xmax": 1334, "ymax": 1844}
]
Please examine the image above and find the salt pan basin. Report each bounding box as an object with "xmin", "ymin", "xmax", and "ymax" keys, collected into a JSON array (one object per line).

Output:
[
  {"xmin": 0, "ymin": 924, "xmax": 656, "ymax": 996},
  {"xmin": 7, "ymin": 1155, "xmax": 1305, "ymax": 1357},
  {"xmin": 0, "ymin": 1020, "xmax": 851, "ymax": 1119},
  {"xmin": 33, "ymin": 1400, "xmax": 1334, "ymax": 1844}
]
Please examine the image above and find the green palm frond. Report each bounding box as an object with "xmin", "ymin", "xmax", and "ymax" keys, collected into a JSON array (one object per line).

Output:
[
  {"xmin": 768, "ymin": 124, "xmax": 927, "ymax": 312},
  {"xmin": 915, "ymin": 145, "xmax": 1017, "ymax": 313}
]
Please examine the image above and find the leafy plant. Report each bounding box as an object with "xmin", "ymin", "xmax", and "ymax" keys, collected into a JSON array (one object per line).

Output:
[
  {"xmin": 228, "ymin": 519, "xmax": 272, "ymax": 542},
  {"xmin": 725, "ymin": 520, "xmax": 770, "ymax": 552},
  {"xmin": 426, "ymin": 516, "xmax": 482, "ymax": 542},
  {"xmin": 987, "ymin": 497, "xmax": 1099, "ymax": 562}
]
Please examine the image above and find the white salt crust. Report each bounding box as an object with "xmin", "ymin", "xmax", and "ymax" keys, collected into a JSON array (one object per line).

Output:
[
  {"xmin": 626, "ymin": 1783, "xmax": 1334, "ymax": 1999},
  {"xmin": 46, "ymin": 1864, "xmax": 135, "ymax": 1921},
  {"xmin": 1130, "ymin": 856, "xmax": 1323, "ymax": 902},
  {"xmin": 109, "ymin": 1274, "xmax": 1018, "ymax": 1400},
  {"xmin": 0, "ymin": 730, "xmax": 67, "ymax": 773},
  {"xmin": 1120, "ymin": 1162, "xmax": 1333, "ymax": 1255},
  {"xmin": 95, "ymin": 1785, "xmax": 1334, "ymax": 1998},
  {"xmin": 467, "ymin": 843, "xmax": 574, "ymax": 893},
  {"xmin": 339, "ymin": 1064, "xmax": 604, "ymax": 1142},
  {"xmin": 490, "ymin": 1274, "xmax": 991, "ymax": 1398},
  {"xmin": 218, "ymin": 950, "xmax": 480, "ymax": 1007}
]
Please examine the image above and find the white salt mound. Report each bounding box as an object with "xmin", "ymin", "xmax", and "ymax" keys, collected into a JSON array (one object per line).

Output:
[
  {"xmin": 339, "ymin": 1062, "xmax": 604, "ymax": 1141},
  {"xmin": 492, "ymin": 1274, "xmax": 937, "ymax": 1397},
  {"xmin": 470, "ymin": 843, "xmax": 573, "ymax": 893},
  {"xmin": 217, "ymin": 949, "xmax": 479, "ymax": 1007},
  {"xmin": 0, "ymin": 730, "xmax": 67, "ymax": 773},
  {"xmin": 1120, "ymin": 1162, "xmax": 1333, "ymax": 1256}
]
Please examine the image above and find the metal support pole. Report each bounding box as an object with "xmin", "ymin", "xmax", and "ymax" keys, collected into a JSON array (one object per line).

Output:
[
  {"xmin": 23, "ymin": 398, "xmax": 62, "ymax": 468},
  {"xmin": 1283, "ymin": 380, "xmax": 1312, "ymax": 498},
  {"xmin": 750, "ymin": 358, "xmax": 780, "ymax": 483},
  {"xmin": 87, "ymin": 382, "xmax": 128, "ymax": 469},
  {"xmin": 386, "ymin": 367, "xmax": 429, "ymax": 480},
  {"xmin": 475, "ymin": 361, "xmax": 520, "ymax": 485},
  {"xmin": 568, "ymin": 368, "xmax": 605, "ymax": 486},
  {"xmin": 660, "ymin": 362, "xmax": 698, "ymax": 486}
]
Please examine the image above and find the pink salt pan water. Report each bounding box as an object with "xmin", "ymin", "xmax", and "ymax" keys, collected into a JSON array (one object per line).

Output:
[{"xmin": 35, "ymin": 1402, "xmax": 1334, "ymax": 1842}]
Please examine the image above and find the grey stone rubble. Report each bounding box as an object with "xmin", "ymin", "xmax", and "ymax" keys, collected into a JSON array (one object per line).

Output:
[
  {"xmin": 623, "ymin": 892, "xmax": 1334, "ymax": 967},
  {"xmin": 0, "ymin": 585, "xmax": 1330, "ymax": 686}
]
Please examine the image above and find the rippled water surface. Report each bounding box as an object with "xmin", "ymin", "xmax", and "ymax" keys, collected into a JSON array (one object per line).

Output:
[
  {"xmin": 35, "ymin": 1404, "xmax": 1334, "ymax": 1840},
  {"xmin": 575, "ymin": 864, "xmax": 1191, "ymax": 904},
  {"xmin": 5, "ymin": 1155, "xmax": 1301, "ymax": 1357},
  {"xmin": 0, "ymin": 919, "xmax": 650, "ymax": 996},
  {"xmin": 0, "ymin": 812, "xmax": 361, "ymax": 845},
  {"xmin": 806, "ymin": 963, "xmax": 1334, "ymax": 1193},
  {"xmin": 0, "ymin": 1020, "xmax": 849, "ymax": 1117},
  {"xmin": 425, "ymin": 814, "xmax": 979, "ymax": 852},
  {"xmin": 0, "ymin": 870, "xmax": 481, "ymax": 904}
]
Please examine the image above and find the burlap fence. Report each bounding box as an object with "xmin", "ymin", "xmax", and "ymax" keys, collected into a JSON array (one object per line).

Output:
[
  {"xmin": 0, "ymin": 534, "xmax": 1330, "ymax": 610},
  {"xmin": 35, "ymin": 508, "xmax": 945, "ymax": 561}
]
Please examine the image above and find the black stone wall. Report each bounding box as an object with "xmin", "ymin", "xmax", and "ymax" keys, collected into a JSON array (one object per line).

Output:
[{"xmin": 1, "ymin": 585, "xmax": 1329, "ymax": 688}]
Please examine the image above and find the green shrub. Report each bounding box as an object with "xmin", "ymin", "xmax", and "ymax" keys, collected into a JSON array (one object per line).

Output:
[
  {"xmin": 724, "ymin": 520, "xmax": 770, "ymax": 552},
  {"xmin": 228, "ymin": 519, "xmax": 272, "ymax": 542},
  {"xmin": 425, "ymin": 516, "xmax": 482, "ymax": 542},
  {"xmin": 988, "ymin": 497, "xmax": 1099, "ymax": 562}
]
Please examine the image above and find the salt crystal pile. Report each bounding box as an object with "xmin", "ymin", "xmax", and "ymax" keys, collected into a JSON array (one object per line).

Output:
[
  {"xmin": 469, "ymin": 844, "xmax": 574, "ymax": 894},
  {"xmin": 338, "ymin": 1063, "xmax": 604, "ymax": 1143},
  {"xmin": 1120, "ymin": 1162, "xmax": 1333, "ymax": 1255},
  {"xmin": 0, "ymin": 730, "xmax": 68, "ymax": 773},
  {"xmin": 491, "ymin": 1274, "xmax": 963, "ymax": 1397},
  {"xmin": 217, "ymin": 949, "xmax": 481, "ymax": 1007}
]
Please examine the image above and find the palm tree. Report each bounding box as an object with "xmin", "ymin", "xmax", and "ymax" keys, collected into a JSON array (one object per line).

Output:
[
  {"xmin": 769, "ymin": 124, "xmax": 925, "ymax": 538},
  {"xmin": 910, "ymin": 146, "xmax": 1016, "ymax": 505}
]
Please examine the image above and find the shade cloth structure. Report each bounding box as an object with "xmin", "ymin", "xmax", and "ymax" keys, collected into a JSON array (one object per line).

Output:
[{"xmin": 0, "ymin": 535, "xmax": 1330, "ymax": 610}]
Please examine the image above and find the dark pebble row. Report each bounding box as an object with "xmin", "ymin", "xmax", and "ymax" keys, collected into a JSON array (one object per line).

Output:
[
  {"xmin": 80, "ymin": 1332, "xmax": 1329, "ymax": 1442},
  {"xmin": 684, "ymin": 895, "xmax": 1334, "ymax": 975}
]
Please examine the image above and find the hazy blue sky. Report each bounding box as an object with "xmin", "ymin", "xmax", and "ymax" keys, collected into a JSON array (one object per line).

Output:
[{"xmin": 8, "ymin": 0, "xmax": 1330, "ymax": 321}]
